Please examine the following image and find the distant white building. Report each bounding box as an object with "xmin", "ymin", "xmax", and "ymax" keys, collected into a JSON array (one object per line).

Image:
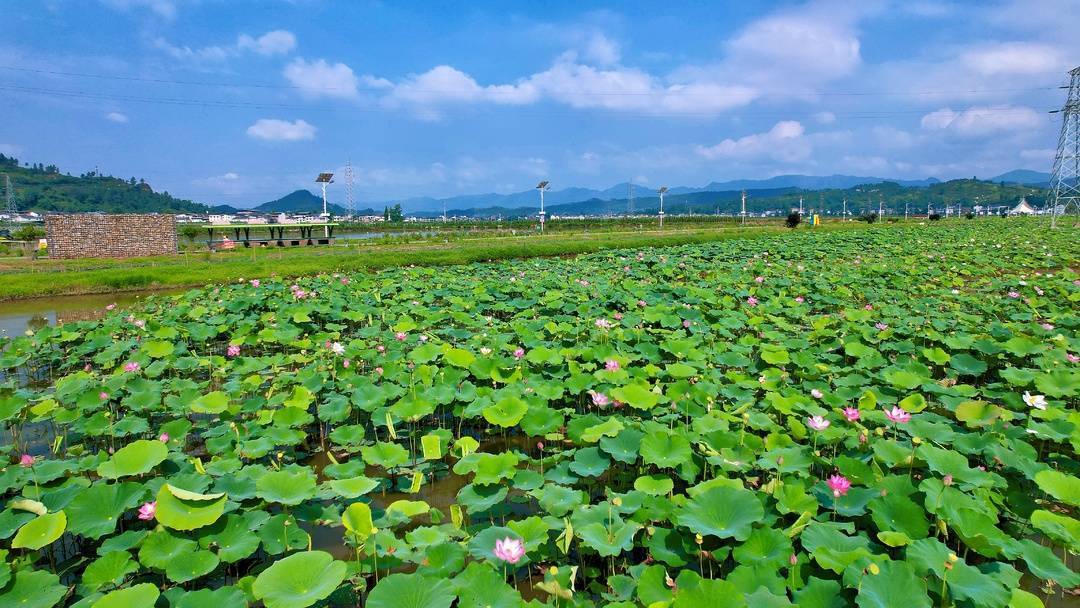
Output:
[
  {"xmin": 209, "ymin": 214, "xmax": 234, "ymax": 225},
  {"xmin": 1009, "ymin": 198, "xmax": 1036, "ymax": 216}
]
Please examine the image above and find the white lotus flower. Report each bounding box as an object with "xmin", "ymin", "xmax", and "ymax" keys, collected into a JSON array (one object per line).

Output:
[{"xmin": 1022, "ymin": 392, "xmax": 1047, "ymax": 410}]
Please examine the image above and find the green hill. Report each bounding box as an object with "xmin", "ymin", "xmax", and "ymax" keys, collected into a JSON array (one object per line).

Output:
[{"xmin": 0, "ymin": 154, "xmax": 210, "ymax": 214}]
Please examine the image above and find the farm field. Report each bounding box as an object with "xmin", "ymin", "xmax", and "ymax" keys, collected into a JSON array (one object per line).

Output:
[
  {"xmin": 0, "ymin": 221, "xmax": 859, "ymax": 301},
  {"xmin": 0, "ymin": 221, "xmax": 1078, "ymax": 607}
]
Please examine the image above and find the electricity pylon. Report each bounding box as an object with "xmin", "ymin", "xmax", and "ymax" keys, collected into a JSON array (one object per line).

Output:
[{"xmin": 1049, "ymin": 66, "xmax": 1080, "ymax": 228}]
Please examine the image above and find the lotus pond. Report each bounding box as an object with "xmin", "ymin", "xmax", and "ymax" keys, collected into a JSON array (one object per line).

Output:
[{"xmin": 0, "ymin": 221, "xmax": 1078, "ymax": 608}]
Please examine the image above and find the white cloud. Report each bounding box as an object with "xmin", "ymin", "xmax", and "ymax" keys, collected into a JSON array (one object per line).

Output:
[
  {"xmin": 237, "ymin": 30, "xmax": 296, "ymax": 56},
  {"xmin": 105, "ymin": 112, "xmax": 129, "ymax": 123},
  {"xmin": 920, "ymin": 105, "xmax": 1043, "ymax": 136},
  {"xmin": 1019, "ymin": 148, "xmax": 1054, "ymax": 161},
  {"xmin": 814, "ymin": 111, "xmax": 836, "ymax": 124},
  {"xmin": 960, "ymin": 42, "xmax": 1064, "ymax": 76},
  {"xmin": 695, "ymin": 121, "xmax": 811, "ymax": 162},
  {"xmin": 155, "ymin": 29, "xmax": 297, "ymax": 63},
  {"xmin": 284, "ymin": 58, "xmax": 360, "ymax": 99},
  {"xmin": 246, "ymin": 119, "xmax": 316, "ymax": 142},
  {"xmin": 101, "ymin": 0, "xmax": 176, "ymax": 19},
  {"xmin": 388, "ymin": 65, "xmax": 538, "ymax": 107},
  {"xmin": 583, "ymin": 32, "xmax": 620, "ymax": 65}
]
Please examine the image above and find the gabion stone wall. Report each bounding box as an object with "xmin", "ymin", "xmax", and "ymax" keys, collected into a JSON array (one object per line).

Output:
[{"xmin": 45, "ymin": 214, "xmax": 178, "ymax": 259}]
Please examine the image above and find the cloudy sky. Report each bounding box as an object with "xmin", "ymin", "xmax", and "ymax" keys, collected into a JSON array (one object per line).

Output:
[{"xmin": 1, "ymin": 0, "xmax": 1076, "ymax": 206}]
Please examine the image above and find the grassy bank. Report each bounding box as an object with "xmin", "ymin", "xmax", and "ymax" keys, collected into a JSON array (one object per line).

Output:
[{"xmin": 1, "ymin": 222, "xmax": 882, "ymax": 300}]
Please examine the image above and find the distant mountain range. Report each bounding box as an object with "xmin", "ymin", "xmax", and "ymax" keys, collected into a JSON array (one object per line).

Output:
[{"xmin": 987, "ymin": 170, "xmax": 1051, "ymax": 186}]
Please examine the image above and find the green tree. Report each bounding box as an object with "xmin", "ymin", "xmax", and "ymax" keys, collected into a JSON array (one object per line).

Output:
[{"xmin": 389, "ymin": 204, "xmax": 403, "ymax": 222}]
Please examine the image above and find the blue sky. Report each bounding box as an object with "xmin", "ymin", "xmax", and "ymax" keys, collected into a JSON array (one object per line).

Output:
[{"xmin": 1, "ymin": 0, "xmax": 1076, "ymax": 207}]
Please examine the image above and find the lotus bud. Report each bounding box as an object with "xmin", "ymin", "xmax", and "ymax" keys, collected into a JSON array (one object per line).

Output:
[
  {"xmin": 875, "ymin": 427, "xmax": 885, "ymax": 437},
  {"xmin": 867, "ymin": 563, "xmax": 880, "ymax": 575},
  {"xmin": 695, "ymin": 534, "xmax": 703, "ymax": 545},
  {"xmin": 948, "ymin": 553, "xmax": 958, "ymax": 563},
  {"xmin": 548, "ymin": 566, "xmax": 558, "ymax": 576},
  {"xmin": 912, "ymin": 436, "xmax": 922, "ymax": 445},
  {"xmin": 789, "ymin": 553, "xmax": 798, "ymax": 566},
  {"xmin": 646, "ymin": 526, "xmax": 655, "ymax": 536},
  {"xmin": 612, "ymin": 497, "xmax": 622, "ymax": 507}
]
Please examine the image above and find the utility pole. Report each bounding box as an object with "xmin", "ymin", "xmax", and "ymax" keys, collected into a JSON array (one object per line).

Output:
[
  {"xmin": 344, "ymin": 159, "xmax": 354, "ymax": 218},
  {"xmin": 842, "ymin": 196, "xmax": 847, "ymax": 221},
  {"xmin": 798, "ymin": 196, "xmax": 804, "ymax": 216},
  {"xmin": 905, "ymin": 202, "xmax": 909, "ymax": 220},
  {"xmin": 740, "ymin": 190, "xmax": 747, "ymax": 226},
  {"xmin": 1049, "ymin": 65, "xmax": 1080, "ymax": 228},
  {"xmin": 878, "ymin": 196, "xmax": 884, "ymax": 219},
  {"xmin": 536, "ymin": 181, "xmax": 549, "ymax": 233}
]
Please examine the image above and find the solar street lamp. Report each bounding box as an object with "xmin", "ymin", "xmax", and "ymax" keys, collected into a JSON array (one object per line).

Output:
[
  {"xmin": 536, "ymin": 181, "xmax": 550, "ymax": 233},
  {"xmin": 658, "ymin": 186, "xmax": 668, "ymax": 228},
  {"xmin": 316, "ymin": 172, "xmax": 334, "ymax": 237}
]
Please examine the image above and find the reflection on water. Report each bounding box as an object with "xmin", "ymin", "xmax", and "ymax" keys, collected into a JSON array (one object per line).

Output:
[{"xmin": 0, "ymin": 289, "xmax": 184, "ymax": 338}]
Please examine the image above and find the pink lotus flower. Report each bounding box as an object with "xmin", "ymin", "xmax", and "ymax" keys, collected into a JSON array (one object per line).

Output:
[
  {"xmin": 810, "ymin": 389, "xmax": 823, "ymax": 399},
  {"xmin": 394, "ymin": 332, "xmax": 407, "ymax": 341},
  {"xmin": 1007, "ymin": 291, "xmax": 1020, "ymax": 298},
  {"xmin": 330, "ymin": 342, "xmax": 345, "ymax": 355},
  {"xmin": 132, "ymin": 319, "xmax": 146, "ymax": 329},
  {"xmin": 123, "ymin": 361, "xmax": 140, "ymax": 373},
  {"xmin": 755, "ymin": 276, "xmax": 765, "ymax": 283},
  {"xmin": 105, "ymin": 303, "xmax": 116, "ymax": 311},
  {"xmin": 375, "ymin": 366, "xmax": 384, "ymax": 375},
  {"xmin": 1067, "ymin": 353, "xmax": 1079, "ymax": 363},
  {"xmin": 158, "ymin": 433, "xmax": 169, "ymax": 442},
  {"xmin": 794, "ymin": 296, "xmax": 805, "ymax": 304},
  {"xmin": 137, "ymin": 501, "xmax": 156, "ymax": 521},
  {"xmin": 493, "ymin": 537, "xmax": 525, "ymax": 564},
  {"xmin": 591, "ymin": 391, "xmax": 610, "ymax": 407},
  {"xmin": 875, "ymin": 323, "xmax": 888, "ymax": 331},
  {"xmin": 537, "ymin": 442, "xmax": 544, "ymax": 450},
  {"xmin": 789, "ymin": 553, "xmax": 798, "ymax": 566},
  {"xmin": 613, "ymin": 312, "xmax": 623, "ymax": 320},
  {"xmin": 341, "ymin": 277, "xmax": 349, "ymax": 285},
  {"xmin": 19, "ymin": 454, "xmax": 34, "ymax": 467},
  {"xmin": 343, "ymin": 359, "xmax": 350, "ymax": 368},
  {"xmin": 843, "ymin": 407, "xmax": 860, "ymax": 422},
  {"xmin": 226, "ymin": 345, "xmax": 241, "ymax": 357},
  {"xmin": 682, "ymin": 319, "xmax": 691, "ymax": 328},
  {"xmin": 605, "ymin": 359, "xmax": 620, "ymax": 372},
  {"xmin": 376, "ymin": 344, "xmax": 386, "ymax": 353},
  {"xmin": 99, "ymin": 391, "xmax": 109, "ymax": 400},
  {"xmin": 807, "ymin": 415, "xmax": 830, "ymax": 431},
  {"xmin": 942, "ymin": 474, "xmax": 953, "ymax": 486},
  {"xmin": 638, "ymin": 300, "xmax": 647, "ymax": 308},
  {"xmin": 595, "ymin": 318, "xmax": 613, "ymax": 329},
  {"xmin": 1041, "ymin": 323, "xmax": 1054, "ymax": 331},
  {"xmin": 746, "ymin": 296, "xmax": 758, "ymax": 306},
  {"xmin": 884, "ymin": 406, "xmax": 911, "ymax": 423},
  {"xmin": 250, "ymin": 279, "xmax": 260, "ymax": 287},
  {"xmin": 827, "ymin": 474, "xmax": 851, "ymax": 498}
]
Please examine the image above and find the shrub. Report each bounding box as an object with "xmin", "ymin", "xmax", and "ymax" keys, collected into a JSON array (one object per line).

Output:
[
  {"xmin": 965, "ymin": 212, "xmax": 975, "ymax": 219},
  {"xmin": 785, "ymin": 212, "xmax": 801, "ymax": 228},
  {"xmin": 12, "ymin": 224, "xmax": 45, "ymax": 241},
  {"xmin": 860, "ymin": 212, "xmax": 879, "ymax": 224},
  {"xmin": 929, "ymin": 213, "xmax": 942, "ymax": 221}
]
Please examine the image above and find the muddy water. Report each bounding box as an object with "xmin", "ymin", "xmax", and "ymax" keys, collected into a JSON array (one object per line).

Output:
[{"xmin": 0, "ymin": 289, "xmax": 185, "ymax": 338}]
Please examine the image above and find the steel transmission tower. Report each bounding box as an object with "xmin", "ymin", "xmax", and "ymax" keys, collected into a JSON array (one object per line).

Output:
[{"xmin": 1049, "ymin": 66, "xmax": 1080, "ymax": 228}]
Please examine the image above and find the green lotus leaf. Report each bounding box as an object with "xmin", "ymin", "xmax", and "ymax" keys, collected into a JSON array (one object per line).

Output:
[
  {"xmin": 191, "ymin": 391, "xmax": 230, "ymax": 414},
  {"xmin": 569, "ymin": 447, "xmax": 611, "ymax": 477},
  {"xmin": 257, "ymin": 514, "xmax": 310, "ymax": 555},
  {"xmin": 732, "ymin": 526, "xmax": 793, "ymax": 568},
  {"xmin": 80, "ymin": 551, "xmax": 139, "ymax": 593},
  {"xmin": 443, "ymin": 348, "xmax": 476, "ymax": 368},
  {"xmin": 1030, "ymin": 510, "xmax": 1080, "ymax": 552},
  {"xmin": 855, "ymin": 560, "xmax": 929, "ymax": 608},
  {"xmin": 367, "ymin": 572, "xmax": 456, "ymax": 608},
  {"xmin": 252, "ymin": 551, "xmax": 347, "ymax": 608},
  {"xmin": 610, "ymin": 382, "xmax": 660, "ymax": 409},
  {"xmin": 800, "ymin": 522, "xmax": 873, "ymax": 573},
  {"xmin": 387, "ymin": 499, "xmax": 431, "ymax": 518},
  {"xmin": 482, "ymin": 395, "xmax": 528, "ymax": 427},
  {"xmin": 67, "ymin": 481, "xmax": 145, "ymax": 539},
  {"xmin": 327, "ymin": 476, "xmax": 381, "ymax": 498},
  {"xmin": 342, "ymin": 502, "xmax": 374, "ymax": 541},
  {"xmin": 1034, "ymin": 469, "xmax": 1080, "ymax": 507},
  {"xmin": 142, "ymin": 340, "xmax": 174, "ymax": 358},
  {"xmin": 255, "ymin": 468, "xmax": 317, "ymax": 506},
  {"xmin": 640, "ymin": 430, "xmax": 692, "ymax": 468},
  {"xmin": 172, "ymin": 586, "xmax": 249, "ymax": 608},
  {"xmin": 0, "ymin": 569, "xmax": 67, "ymax": 608},
  {"xmin": 452, "ymin": 562, "xmax": 523, "ymax": 608},
  {"xmin": 672, "ymin": 578, "xmax": 744, "ymax": 607},
  {"xmin": 12, "ymin": 511, "xmax": 67, "ymax": 550},
  {"xmin": 199, "ymin": 513, "xmax": 262, "ymax": 563},
  {"xmin": 361, "ymin": 441, "xmax": 410, "ymax": 469},
  {"xmin": 96, "ymin": 439, "xmax": 168, "ymax": 479},
  {"xmin": 155, "ymin": 484, "xmax": 227, "ymax": 531},
  {"xmin": 953, "ymin": 400, "xmax": 1005, "ymax": 427},
  {"xmin": 1034, "ymin": 370, "xmax": 1079, "ymax": 398},
  {"xmin": 577, "ymin": 519, "xmax": 641, "ymax": 557},
  {"xmin": 282, "ymin": 385, "xmax": 314, "ymax": 409},
  {"xmin": 633, "ymin": 474, "xmax": 674, "ymax": 496},
  {"xmin": 676, "ymin": 485, "xmax": 761, "ymax": 541},
  {"xmin": 139, "ymin": 529, "xmax": 197, "ymax": 569},
  {"xmin": 1017, "ymin": 538, "xmax": 1080, "ymax": 587},
  {"xmin": 91, "ymin": 583, "xmax": 160, "ymax": 608},
  {"xmin": 456, "ymin": 483, "xmax": 508, "ymax": 514},
  {"xmin": 580, "ymin": 417, "xmax": 624, "ymax": 443}
]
